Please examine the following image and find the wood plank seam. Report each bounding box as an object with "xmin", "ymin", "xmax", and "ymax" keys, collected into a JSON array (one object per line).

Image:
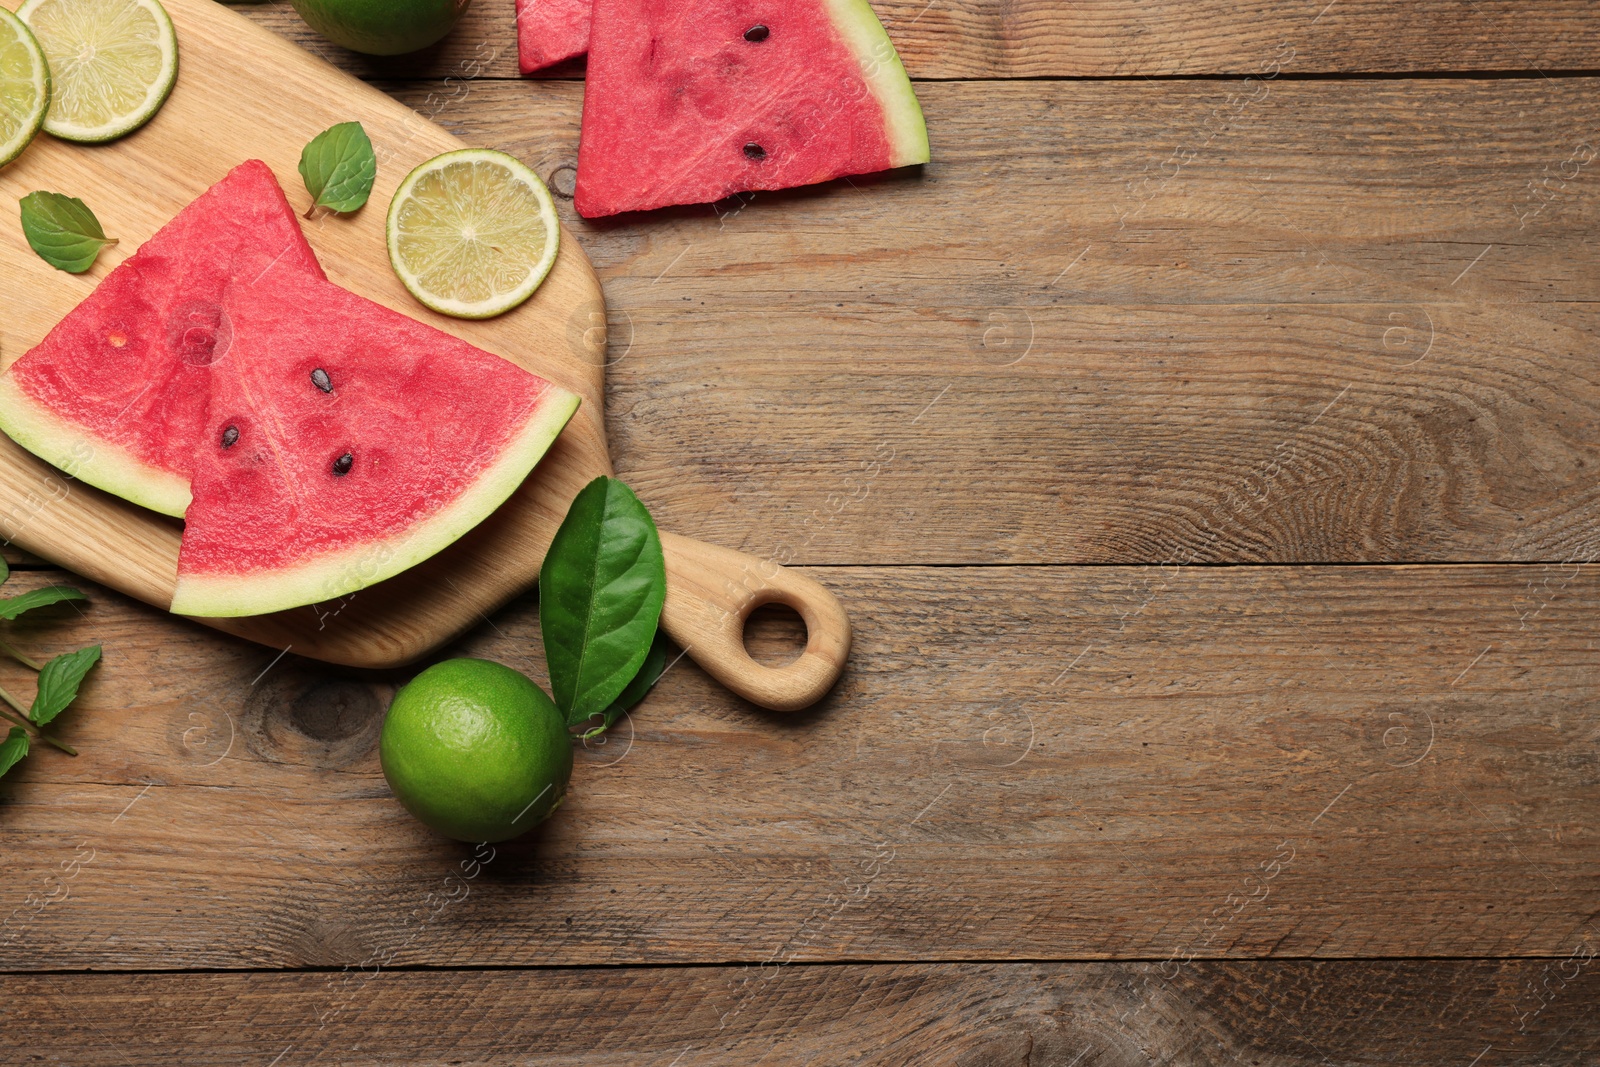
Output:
[{"xmin": 3, "ymin": 962, "xmax": 1598, "ymax": 1064}]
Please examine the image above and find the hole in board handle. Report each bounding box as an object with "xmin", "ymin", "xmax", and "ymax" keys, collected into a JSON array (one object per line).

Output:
[{"xmin": 742, "ymin": 601, "xmax": 808, "ymax": 668}]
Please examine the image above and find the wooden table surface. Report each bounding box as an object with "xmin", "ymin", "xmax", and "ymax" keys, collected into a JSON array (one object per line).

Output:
[{"xmin": 3, "ymin": 1, "xmax": 1599, "ymax": 1063}]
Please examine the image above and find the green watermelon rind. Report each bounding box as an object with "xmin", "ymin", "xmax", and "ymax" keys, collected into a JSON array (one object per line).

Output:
[
  {"xmin": 0, "ymin": 371, "xmax": 192, "ymax": 516},
  {"xmin": 167, "ymin": 388, "xmax": 581, "ymax": 619},
  {"xmin": 824, "ymin": 0, "xmax": 930, "ymax": 169}
]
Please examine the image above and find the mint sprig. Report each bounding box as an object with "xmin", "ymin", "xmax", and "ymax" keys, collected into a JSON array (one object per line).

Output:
[
  {"xmin": 0, "ymin": 728, "xmax": 28, "ymax": 778},
  {"xmin": 30, "ymin": 645, "xmax": 101, "ymax": 728},
  {"xmin": 298, "ymin": 121, "xmax": 377, "ymax": 218},
  {"xmin": 19, "ymin": 191, "xmax": 118, "ymax": 273},
  {"xmin": 0, "ymin": 567, "xmax": 100, "ymax": 776},
  {"xmin": 0, "ymin": 585, "xmax": 88, "ymax": 621}
]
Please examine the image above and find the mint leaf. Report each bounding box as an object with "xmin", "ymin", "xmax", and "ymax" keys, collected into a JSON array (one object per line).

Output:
[
  {"xmin": 581, "ymin": 631, "xmax": 670, "ymax": 741},
  {"xmin": 541, "ymin": 477, "xmax": 668, "ymax": 727},
  {"xmin": 0, "ymin": 586, "xmax": 86, "ymax": 621},
  {"xmin": 0, "ymin": 727, "xmax": 28, "ymax": 779},
  {"xmin": 299, "ymin": 122, "xmax": 377, "ymax": 216},
  {"xmin": 29, "ymin": 645, "xmax": 100, "ymax": 727},
  {"xmin": 20, "ymin": 192, "xmax": 118, "ymax": 273}
]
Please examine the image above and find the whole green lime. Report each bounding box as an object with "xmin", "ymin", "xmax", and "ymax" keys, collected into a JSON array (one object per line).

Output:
[
  {"xmin": 380, "ymin": 658, "xmax": 572, "ymax": 843},
  {"xmin": 289, "ymin": 0, "xmax": 470, "ymax": 55}
]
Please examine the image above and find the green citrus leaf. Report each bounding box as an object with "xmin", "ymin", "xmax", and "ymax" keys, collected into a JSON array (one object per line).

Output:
[
  {"xmin": 19, "ymin": 191, "xmax": 117, "ymax": 273},
  {"xmin": 0, "ymin": 556, "xmax": 10, "ymax": 586},
  {"xmin": 29, "ymin": 644, "xmax": 100, "ymax": 727},
  {"xmin": 581, "ymin": 631, "xmax": 670, "ymax": 741},
  {"xmin": 541, "ymin": 477, "xmax": 667, "ymax": 727},
  {"xmin": 0, "ymin": 585, "xmax": 86, "ymax": 621},
  {"xmin": 0, "ymin": 726, "xmax": 28, "ymax": 779},
  {"xmin": 299, "ymin": 121, "xmax": 377, "ymax": 215}
]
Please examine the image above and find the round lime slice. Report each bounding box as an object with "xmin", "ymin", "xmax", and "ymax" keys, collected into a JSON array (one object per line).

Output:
[
  {"xmin": 18, "ymin": 0, "xmax": 177, "ymax": 145},
  {"xmin": 0, "ymin": 7, "xmax": 50, "ymax": 168},
  {"xmin": 387, "ymin": 149, "xmax": 561, "ymax": 321}
]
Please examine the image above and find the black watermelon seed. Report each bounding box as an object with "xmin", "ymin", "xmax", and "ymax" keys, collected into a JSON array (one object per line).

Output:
[
  {"xmin": 744, "ymin": 142, "xmax": 766, "ymax": 160},
  {"xmin": 332, "ymin": 452, "xmax": 353, "ymax": 476},
  {"xmin": 221, "ymin": 425, "xmax": 239, "ymax": 449},
  {"xmin": 744, "ymin": 24, "xmax": 769, "ymax": 41},
  {"xmin": 311, "ymin": 368, "xmax": 332, "ymax": 393}
]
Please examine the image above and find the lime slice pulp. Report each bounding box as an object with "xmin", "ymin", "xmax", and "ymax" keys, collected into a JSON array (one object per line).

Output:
[
  {"xmin": 387, "ymin": 149, "xmax": 561, "ymax": 321},
  {"xmin": 18, "ymin": 0, "xmax": 177, "ymax": 145},
  {"xmin": 0, "ymin": 7, "xmax": 49, "ymax": 168}
]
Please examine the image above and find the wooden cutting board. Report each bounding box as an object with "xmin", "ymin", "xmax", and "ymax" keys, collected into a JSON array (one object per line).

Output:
[{"xmin": 0, "ymin": 0, "xmax": 849, "ymax": 710}]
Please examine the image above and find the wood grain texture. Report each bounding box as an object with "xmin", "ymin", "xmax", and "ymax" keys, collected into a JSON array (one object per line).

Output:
[
  {"xmin": 3, "ymin": 2, "xmax": 1597, "ymax": 1053},
  {"xmin": 229, "ymin": 0, "xmax": 1600, "ymax": 80},
  {"xmin": 378, "ymin": 78, "xmax": 1600, "ymax": 566},
  {"xmin": 0, "ymin": 563, "xmax": 1594, "ymax": 970},
  {"xmin": 2, "ymin": 960, "xmax": 1596, "ymax": 1065}
]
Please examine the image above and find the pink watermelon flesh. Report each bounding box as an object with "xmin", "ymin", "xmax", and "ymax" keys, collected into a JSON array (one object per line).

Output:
[
  {"xmin": 575, "ymin": 0, "xmax": 930, "ymax": 217},
  {"xmin": 517, "ymin": 0, "xmax": 590, "ymax": 72},
  {"xmin": 0, "ymin": 161, "xmax": 324, "ymax": 517},
  {"xmin": 169, "ymin": 268, "xmax": 580, "ymax": 619}
]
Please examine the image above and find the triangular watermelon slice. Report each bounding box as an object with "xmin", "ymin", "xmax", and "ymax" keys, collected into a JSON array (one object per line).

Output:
[
  {"xmin": 516, "ymin": 0, "xmax": 590, "ymax": 73},
  {"xmin": 168, "ymin": 267, "xmax": 580, "ymax": 618},
  {"xmin": 574, "ymin": 0, "xmax": 929, "ymax": 217},
  {"xmin": 0, "ymin": 161, "xmax": 325, "ymax": 517}
]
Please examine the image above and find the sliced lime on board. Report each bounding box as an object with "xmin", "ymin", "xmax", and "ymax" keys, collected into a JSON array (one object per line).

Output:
[
  {"xmin": 387, "ymin": 149, "xmax": 560, "ymax": 321},
  {"xmin": 18, "ymin": 0, "xmax": 177, "ymax": 144},
  {"xmin": 0, "ymin": 7, "xmax": 49, "ymax": 168}
]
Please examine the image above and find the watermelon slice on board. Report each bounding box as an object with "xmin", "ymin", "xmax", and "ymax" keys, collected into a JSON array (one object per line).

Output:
[
  {"xmin": 168, "ymin": 267, "xmax": 580, "ymax": 618},
  {"xmin": 0, "ymin": 160, "xmax": 324, "ymax": 517},
  {"xmin": 516, "ymin": 0, "xmax": 590, "ymax": 73},
  {"xmin": 574, "ymin": 0, "xmax": 929, "ymax": 217}
]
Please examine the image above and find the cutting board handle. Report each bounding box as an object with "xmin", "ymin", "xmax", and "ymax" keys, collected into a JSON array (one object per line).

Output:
[{"xmin": 657, "ymin": 532, "xmax": 852, "ymax": 712}]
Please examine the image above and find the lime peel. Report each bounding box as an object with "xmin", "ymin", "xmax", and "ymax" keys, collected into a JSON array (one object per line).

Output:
[
  {"xmin": 387, "ymin": 148, "xmax": 561, "ymax": 320},
  {"xmin": 380, "ymin": 658, "xmax": 574, "ymax": 843}
]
